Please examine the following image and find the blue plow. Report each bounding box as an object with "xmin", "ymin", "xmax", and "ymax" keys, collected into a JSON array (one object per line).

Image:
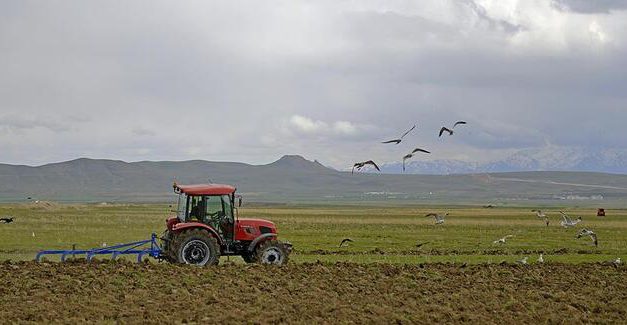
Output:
[{"xmin": 35, "ymin": 233, "xmax": 162, "ymax": 263}]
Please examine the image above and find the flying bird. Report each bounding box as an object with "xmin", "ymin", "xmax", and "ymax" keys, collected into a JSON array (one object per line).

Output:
[
  {"xmin": 576, "ymin": 228, "xmax": 598, "ymax": 247},
  {"xmin": 425, "ymin": 213, "xmax": 447, "ymax": 225},
  {"xmin": 351, "ymin": 160, "xmax": 380, "ymax": 174},
  {"xmin": 382, "ymin": 124, "xmax": 416, "ymax": 144},
  {"xmin": 439, "ymin": 121, "xmax": 467, "ymax": 137},
  {"xmin": 402, "ymin": 148, "xmax": 430, "ymax": 172},
  {"xmin": 439, "ymin": 127, "xmax": 453, "ymax": 137},
  {"xmin": 0, "ymin": 217, "xmax": 14, "ymax": 224},
  {"xmin": 411, "ymin": 148, "xmax": 431, "ymax": 154},
  {"xmin": 493, "ymin": 235, "xmax": 513, "ymax": 244},
  {"xmin": 483, "ymin": 204, "xmax": 494, "ymax": 209},
  {"xmin": 339, "ymin": 238, "xmax": 353, "ymax": 248},
  {"xmin": 559, "ymin": 211, "xmax": 582, "ymax": 228}
]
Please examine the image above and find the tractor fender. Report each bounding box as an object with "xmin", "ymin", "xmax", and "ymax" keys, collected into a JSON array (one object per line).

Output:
[
  {"xmin": 247, "ymin": 233, "xmax": 277, "ymax": 252},
  {"xmin": 171, "ymin": 222, "xmax": 224, "ymax": 246}
]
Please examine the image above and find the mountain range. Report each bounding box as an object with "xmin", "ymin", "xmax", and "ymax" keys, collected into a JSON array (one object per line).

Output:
[
  {"xmin": 0, "ymin": 155, "xmax": 626, "ymax": 205},
  {"xmin": 381, "ymin": 147, "xmax": 627, "ymax": 175}
]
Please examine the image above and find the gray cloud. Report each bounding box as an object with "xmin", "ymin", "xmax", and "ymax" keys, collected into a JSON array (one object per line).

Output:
[
  {"xmin": 0, "ymin": 1, "xmax": 626, "ymax": 170},
  {"xmin": 553, "ymin": 0, "xmax": 627, "ymax": 13},
  {"xmin": 0, "ymin": 115, "xmax": 72, "ymax": 133}
]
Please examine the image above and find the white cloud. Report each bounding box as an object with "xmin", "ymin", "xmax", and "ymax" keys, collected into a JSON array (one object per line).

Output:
[
  {"xmin": 333, "ymin": 121, "xmax": 357, "ymax": 135},
  {"xmin": 289, "ymin": 115, "xmax": 328, "ymax": 133}
]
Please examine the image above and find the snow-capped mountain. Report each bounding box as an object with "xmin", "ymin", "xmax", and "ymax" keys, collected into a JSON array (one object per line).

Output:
[{"xmin": 380, "ymin": 147, "xmax": 627, "ymax": 174}]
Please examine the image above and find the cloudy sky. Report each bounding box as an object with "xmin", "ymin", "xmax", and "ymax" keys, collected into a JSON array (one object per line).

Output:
[{"xmin": 1, "ymin": 0, "xmax": 626, "ymax": 169}]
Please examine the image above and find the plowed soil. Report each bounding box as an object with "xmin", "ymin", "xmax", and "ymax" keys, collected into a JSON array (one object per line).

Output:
[{"xmin": 1, "ymin": 261, "xmax": 625, "ymax": 324}]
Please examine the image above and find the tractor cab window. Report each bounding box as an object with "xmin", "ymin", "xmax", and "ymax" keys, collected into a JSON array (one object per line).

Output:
[
  {"xmin": 176, "ymin": 193, "xmax": 188, "ymax": 221},
  {"xmin": 180, "ymin": 193, "xmax": 235, "ymax": 240},
  {"xmin": 188, "ymin": 196, "xmax": 205, "ymax": 222},
  {"xmin": 205, "ymin": 195, "xmax": 223, "ymax": 220},
  {"xmin": 221, "ymin": 195, "xmax": 234, "ymax": 241}
]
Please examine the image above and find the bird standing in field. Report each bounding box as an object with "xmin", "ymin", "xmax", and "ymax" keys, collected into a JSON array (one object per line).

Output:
[
  {"xmin": 576, "ymin": 228, "xmax": 598, "ymax": 247},
  {"xmin": 425, "ymin": 212, "xmax": 447, "ymax": 225},
  {"xmin": 532, "ymin": 209, "xmax": 546, "ymax": 218},
  {"xmin": 532, "ymin": 209, "xmax": 550, "ymax": 226},
  {"xmin": 351, "ymin": 160, "xmax": 380, "ymax": 174},
  {"xmin": 493, "ymin": 235, "xmax": 513, "ymax": 244},
  {"xmin": 339, "ymin": 238, "xmax": 353, "ymax": 248},
  {"xmin": 416, "ymin": 241, "xmax": 430, "ymax": 249},
  {"xmin": 517, "ymin": 256, "xmax": 528, "ymax": 265},
  {"xmin": 537, "ymin": 254, "xmax": 544, "ymax": 263},
  {"xmin": 402, "ymin": 148, "xmax": 430, "ymax": 172},
  {"xmin": 0, "ymin": 217, "xmax": 14, "ymax": 224},
  {"xmin": 439, "ymin": 121, "xmax": 467, "ymax": 137},
  {"xmin": 382, "ymin": 124, "xmax": 416, "ymax": 144}
]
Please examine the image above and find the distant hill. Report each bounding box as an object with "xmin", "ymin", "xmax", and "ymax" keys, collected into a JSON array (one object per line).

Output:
[
  {"xmin": 1, "ymin": 155, "xmax": 627, "ymax": 205},
  {"xmin": 382, "ymin": 147, "xmax": 627, "ymax": 175}
]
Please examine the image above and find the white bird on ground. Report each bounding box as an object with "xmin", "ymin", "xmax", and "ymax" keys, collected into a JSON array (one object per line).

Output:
[
  {"xmin": 559, "ymin": 211, "xmax": 582, "ymax": 228},
  {"xmin": 576, "ymin": 228, "xmax": 598, "ymax": 247},
  {"xmin": 614, "ymin": 257, "xmax": 622, "ymax": 266},
  {"xmin": 493, "ymin": 235, "xmax": 513, "ymax": 244},
  {"xmin": 425, "ymin": 212, "xmax": 447, "ymax": 225},
  {"xmin": 532, "ymin": 209, "xmax": 546, "ymax": 218},
  {"xmin": 32, "ymin": 232, "xmax": 35, "ymax": 237},
  {"xmin": 532, "ymin": 209, "xmax": 550, "ymax": 226},
  {"xmin": 517, "ymin": 257, "xmax": 528, "ymax": 265},
  {"xmin": 537, "ymin": 254, "xmax": 544, "ymax": 263}
]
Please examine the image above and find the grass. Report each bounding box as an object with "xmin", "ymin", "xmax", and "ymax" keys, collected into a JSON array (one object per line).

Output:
[{"xmin": 1, "ymin": 203, "xmax": 625, "ymax": 263}]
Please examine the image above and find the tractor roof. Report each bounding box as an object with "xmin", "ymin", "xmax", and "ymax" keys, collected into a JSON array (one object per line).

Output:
[{"xmin": 174, "ymin": 184, "xmax": 236, "ymax": 196}]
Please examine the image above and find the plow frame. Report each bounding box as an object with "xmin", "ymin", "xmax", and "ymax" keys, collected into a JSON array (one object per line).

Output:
[{"xmin": 35, "ymin": 233, "xmax": 162, "ymax": 263}]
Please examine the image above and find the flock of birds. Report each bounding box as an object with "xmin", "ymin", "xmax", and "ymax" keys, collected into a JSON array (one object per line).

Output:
[
  {"xmin": 352, "ymin": 121, "xmax": 466, "ymax": 173},
  {"xmin": 337, "ymin": 208, "xmax": 622, "ymax": 267}
]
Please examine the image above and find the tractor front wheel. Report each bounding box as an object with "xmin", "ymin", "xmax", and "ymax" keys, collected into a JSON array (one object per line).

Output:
[
  {"xmin": 254, "ymin": 240, "xmax": 289, "ymax": 265},
  {"xmin": 173, "ymin": 229, "xmax": 220, "ymax": 266}
]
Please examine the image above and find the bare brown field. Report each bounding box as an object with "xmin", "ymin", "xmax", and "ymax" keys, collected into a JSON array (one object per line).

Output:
[{"xmin": 1, "ymin": 261, "xmax": 625, "ymax": 324}]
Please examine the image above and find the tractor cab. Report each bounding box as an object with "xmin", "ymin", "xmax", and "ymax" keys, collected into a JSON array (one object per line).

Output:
[{"xmin": 172, "ymin": 183, "xmax": 238, "ymax": 242}]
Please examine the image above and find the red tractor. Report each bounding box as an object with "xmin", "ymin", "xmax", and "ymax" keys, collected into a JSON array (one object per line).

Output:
[{"xmin": 161, "ymin": 183, "xmax": 291, "ymax": 266}]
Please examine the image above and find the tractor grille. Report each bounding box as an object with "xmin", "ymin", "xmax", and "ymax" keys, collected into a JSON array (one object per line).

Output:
[{"xmin": 259, "ymin": 226, "xmax": 273, "ymax": 234}]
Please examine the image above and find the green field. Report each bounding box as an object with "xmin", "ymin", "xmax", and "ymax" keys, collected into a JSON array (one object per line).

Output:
[{"xmin": 1, "ymin": 202, "xmax": 625, "ymax": 264}]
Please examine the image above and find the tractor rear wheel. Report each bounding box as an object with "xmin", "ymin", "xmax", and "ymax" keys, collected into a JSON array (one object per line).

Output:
[
  {"xmin": 172, "ymin": 229, "xmax": 220, "ymax": 266},
  {"xmin": 254, "ymin": 240, "xmax": 289, "ymax": 265},
  {"xmin": 241, "ymin": 252, "xmax": 255, "ymax": 263},
  {"xmin": 161, "ymin": 230, "xmax": 176, "ymax": 262}
]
